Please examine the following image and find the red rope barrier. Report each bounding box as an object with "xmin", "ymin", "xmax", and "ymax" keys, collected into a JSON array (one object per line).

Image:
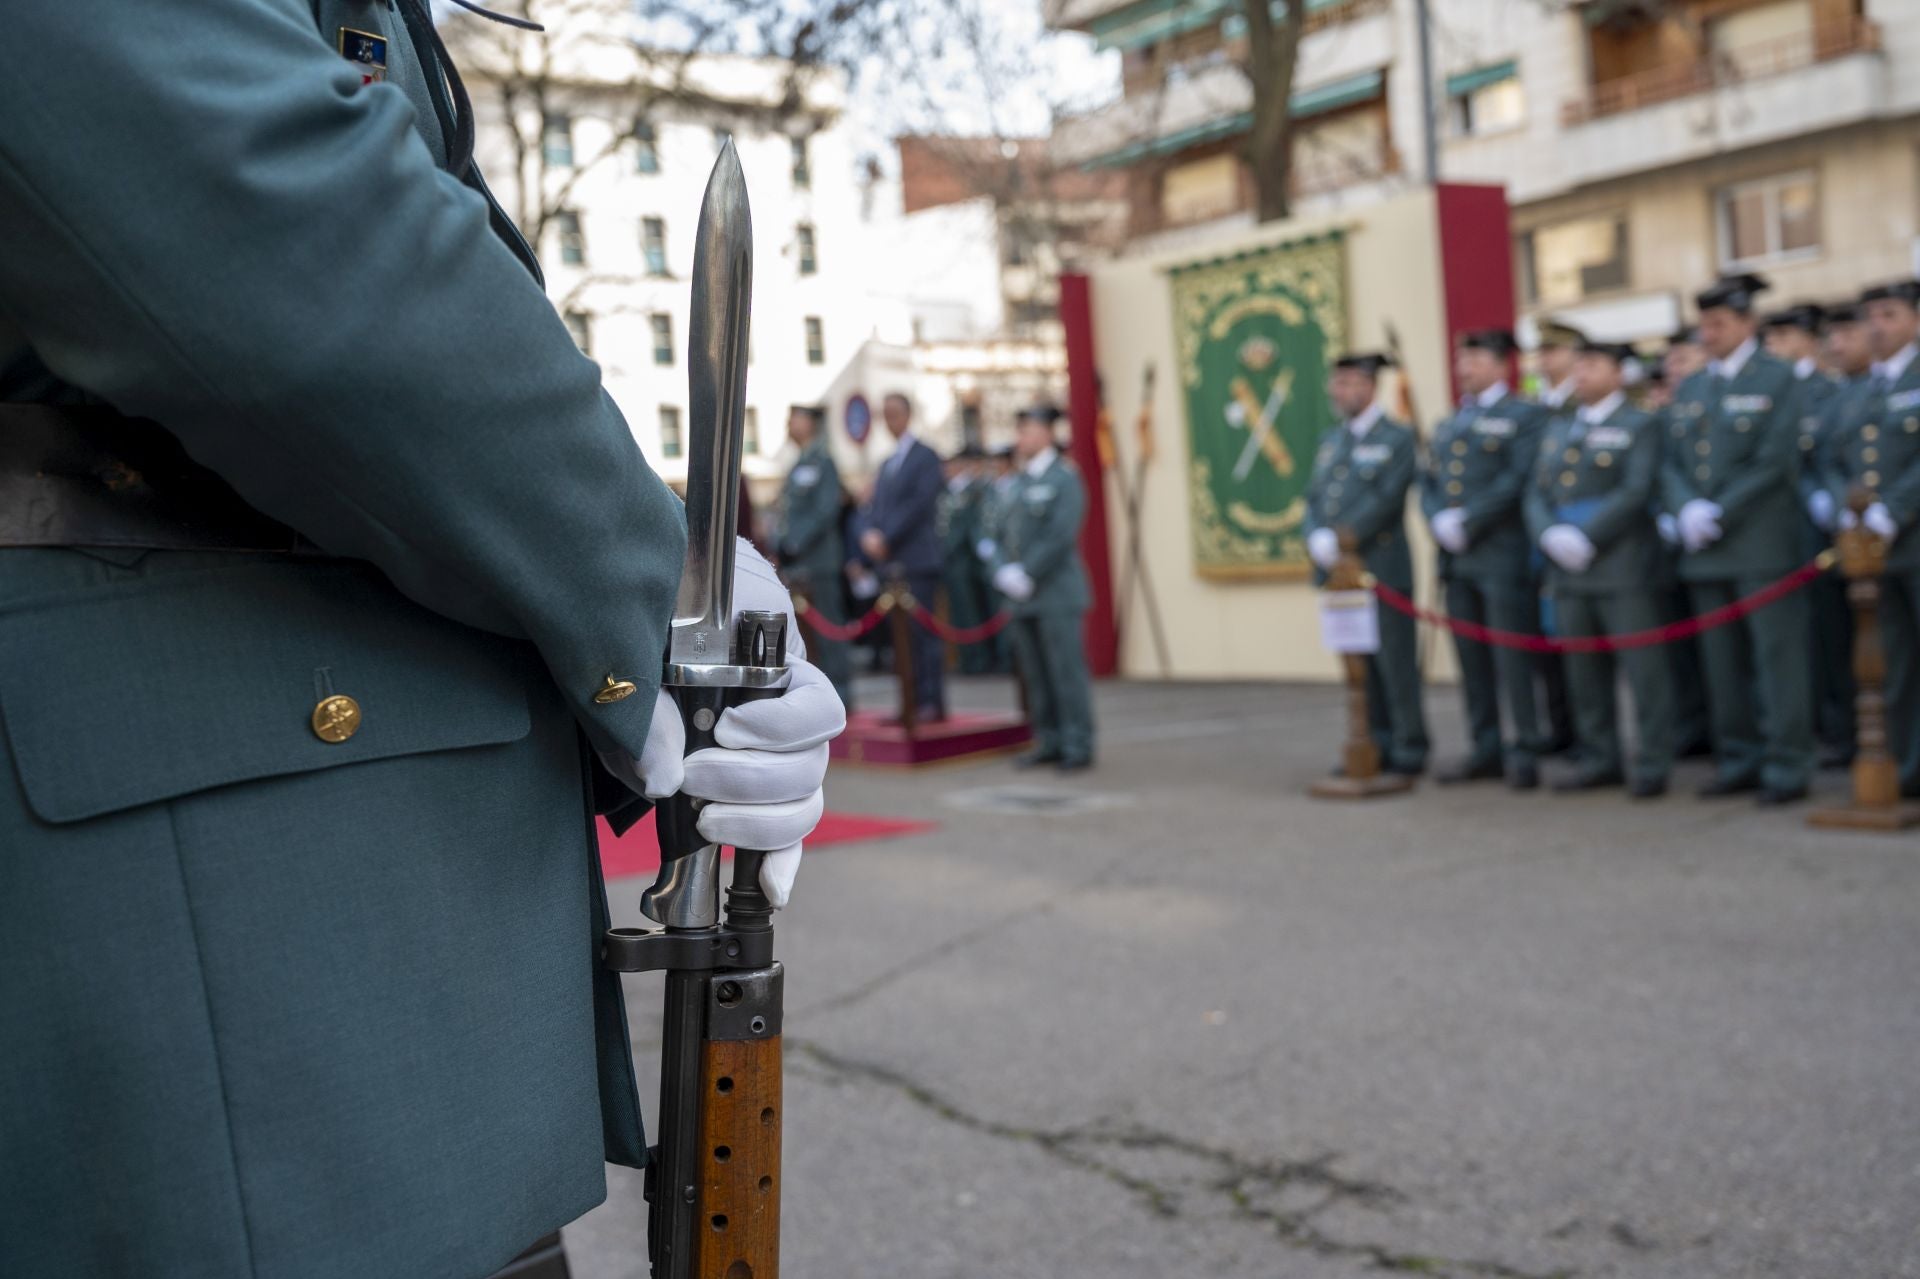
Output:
[
  {"xmin": 907, "ymin": 603, "xmax": 1014, "ymax": 645},
  {"xmin": 795, "ymin": 602, "xmax": 890, "ymax": 643},
  {"xmin": 1368, "ymin": 556, "xmax": 1832, "ymax": 654}
]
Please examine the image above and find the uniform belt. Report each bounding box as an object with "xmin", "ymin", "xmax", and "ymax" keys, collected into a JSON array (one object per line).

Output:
[{"xmin": 0, "ymin": 403, "xmax": 308, "ymax": 553}]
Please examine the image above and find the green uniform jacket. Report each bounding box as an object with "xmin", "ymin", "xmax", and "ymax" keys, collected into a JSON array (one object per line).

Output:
[
  {"xmin": 1659, "ymin": 349, "xmax": 1806, "ymax": 580},
  {"xmin": 0, "ymin": 4, "xmax": 683, "ymax": 1276},
  {"xmin": 1524, "ymin": 401, "xmax": 1666, "ymax": 596},
  {"xmin": 1421, "ymin": 392, "xmax": 1549, "ymax": 584},
  {"xmin": 942, "ymin": 476, "xmax": 983, "ymax": 565},
  {"xmin": 778, "ymin": 439, "xmax": 846, "ymax": 592},
  {"xmin": 1827, "ymin": 355, "xmax": 1920, "ymax": 572},
  {"xmin": 1306, "ymin": 416, "xmax": 1418, "ymax": 591},
  {"xmin": 1794, "ymin": 370, "xmax": 1845, "ymax": 511},
  {"xmin": 994, "ymin": 454, "xmax": 1092, "ymax": 618}
]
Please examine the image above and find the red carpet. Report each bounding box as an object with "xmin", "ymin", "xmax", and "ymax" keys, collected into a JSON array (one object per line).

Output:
[{"xmin": 599, "ymin": 810, "xmax": 939, "ymax": 880}]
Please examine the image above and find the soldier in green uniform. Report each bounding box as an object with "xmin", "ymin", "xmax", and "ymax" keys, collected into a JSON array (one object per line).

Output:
[
  {"xmin": 1660, "ymin": 273, "xmax": 1813, "ymax": 804},
  {"xmin": 1422, "ymin": 330, "xmax": 1550, "ymax": 789},
  {"xmin": 941, "ymin": 444, "xmax": 1001, "ymax": 675},
  {"xmin": 1652, "ymin": 328, "xmax": 1714, "ymax": 758},
  {"xmin": 1806, "ymin": 302, "xmax": 1879, "ymax": 762},
  {"xmin": 0, "ymin": 7, "xmax": 845, "ymax": 1278},
  {"xmin": 1526, "ymin": 320, "xmax": 1585, "ymax": 757},
  {"xmin": 1764, "ymin": 304, "xmax": 1853, "ymax": 768},
  {"xmin": 990, "ymin": 405, "xmax": 1096, "ymax": 771},
  {"xmin": 1825, "ymin": 279, "xmax": 1920, "ymax": 792},
  {"xmin": 1306, "ymin": 354, "xmax": 1428, "ymax": 776},
  {"xmin": 1525, "ymin": 340, "xmax": 1674, "ymax": 797},
  {"xmin": 778, "ymin": 403, "xmax": 854, "ymax": 708}
]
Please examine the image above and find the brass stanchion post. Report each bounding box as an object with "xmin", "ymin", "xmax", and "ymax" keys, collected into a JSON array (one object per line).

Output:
[
  {"xmin": 1811, "ymin": 491, "xmax": 1920, "ymax": 830},
  {"xmin": 885, "ymin": 576, "xmax": 918, "ymax": 740},
  {"xmin": 1311, "ymin": 532, "xmax": 1415, "ymax": 800}
]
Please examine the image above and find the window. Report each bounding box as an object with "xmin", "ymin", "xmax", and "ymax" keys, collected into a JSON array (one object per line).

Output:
[
  {"xmin": 790, "ymin": 136, "xmax": 811, "ymax": 188},
  {"xmin": 804, "ymin": 316, "xmax": 825, "ymax": 366},
  {"xmin": 1708, "ymin": 0, "xmax": 1815, "ymax": 79},
  {"xmin": 1448, "ymin": 64, "xmax": 1525, "ymax": 137},
  {"xmin": 659, "ymin": 406, "xmax": 683, "ymax": 459},
  {"xmin": 796, "ymin": 224, "xmax": 817, "ymax": 275},
  {"xmin": 1520, "ymin": 213, "xmax": 1629, "ymax": 305},
  {"xmin": 1717, "ymin": 171, "xmax": 1820, "ymax": 268},
  {"xmin": 554, "ymin": 210, "xmax": 585, "ymax": 266},
  {"xmin": 1160, "ymin": 153, "xmax": 1242, "ymax": 227},
  {"xmin": 634, "ymin": 118, "xmax": 659, "ymax": 174},
  {"xmin": 563, "ymin": 310, "xmax": 591, "ymax": 353},
  {"xmin": 650, "ymin": 313, "xmax": 674, "ymax": 366},
  {"xmin": 744, "ymin": 407, "xmax": 760, "ymax": 455},
  {"xmin": 641, "ymin": 217, "xmax": 667, "ymax": 276},
  {"xmin": 542, "ymin": 113, "xmax": 573, "ymax": 167}
]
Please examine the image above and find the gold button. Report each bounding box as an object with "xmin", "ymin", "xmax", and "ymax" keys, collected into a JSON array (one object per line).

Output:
[
  {"xmin": 1560, "ymin": 473, "xmax": 1576, "ymax": 487},
  {"xmin": 593, "ymin": 675, "xmax": 639, "ymax": 705},
  {"xmin": 1908, "ymin": 417, "xmax": 1919, "ymax": 432},
  {"xmin": 1696, "ymin": 465, "xmax": 1712, "ymax": 481},
  {"xmin": 311, "ymin": 695, "xmax": 362, "ymax": 744},
  {"xmin": 1865, "ymin": 470, "xmax": 1881, "ymax": 488},
  {"xmin": 1446, "ymin": 481, "xmax": 1464, "ymax": 496},
  {"xmin": 1863, "ymin": 446, "xmax": 1879, "ymax": 463},
  {"xmin": 1596, "ymin": 452, "xmax": 1613, "ymax": 468},
  {"xmin": 1799, "ymin": 435, "xmax": 1815, "ymax": 451},
  {"xmin": 1736, "ymin": 417, "xmax": 1752, "ymax": 432},
  {"xmin": 1863, "ymin": 425, "xmax": 1880, "ymax": 441},
  {"xmin": 1328, "ymin": 482, "xmax": 1344, "ymax": 497},
  {"xmin": 1696, "ymin": 440, "xmax": 1711, "ymax": 456},
  {"xmin": 1564, "ymin": 448, "xmax": 1580, "ymax": 464},
  {"xmin": 1449, "ymin": 460, "xmax": 1465, "ymax": 476},
  {"xmin": 1334, "ymin": 465, "xmax": 1349, "ymax": 478},
  {"xmin": 1452, "ymin": 440, "xmax": 1468, "ymax": 456}
]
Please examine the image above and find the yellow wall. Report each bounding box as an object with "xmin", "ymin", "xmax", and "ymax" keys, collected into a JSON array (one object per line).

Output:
[{"xmin": 1092, "ymin": 189, "xmax": 1462, "ymax": 682}]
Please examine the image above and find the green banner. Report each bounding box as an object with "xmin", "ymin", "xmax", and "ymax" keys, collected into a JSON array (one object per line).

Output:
[{"xmin": 1170, "ymin": 233, "xmax": 1347, "ymax": 579}]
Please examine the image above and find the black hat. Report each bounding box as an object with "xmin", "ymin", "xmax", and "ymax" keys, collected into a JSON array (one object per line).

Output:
[
  {"xmin": 1576, "ymin": 338, "xmax": 1637, "ymax": 364},
  {"xmin": 1669, "ymin": 324, "xmax": 1700, "ymax": 346},
  {"xmin": 1536, "ymin": 320, "xmax": 1587, "ymax": 350},
  {"xmin": 1695, "ymin": 273, "xmax": 1770, "ymax": 315},
  {"xmin": 1333, "ymin": 352, "xmax": 1393, "ymax": 377},
  {"xmin": 990, "ymin": 444, "xmax": 1016, "ymax": 460},
  {"xmin": 1860, "ymin": 278, "xmax": 1920, "ymax": 307},
  {"xmin": 1825, "ymin": 301, "xmax": 1864, "ymax": 325},
  {"xmin": 1016, "ymin": 402, "xmax": 1063, "ymax": 426},
  {"xmin": 1459, "ymin": 328, "xmax": 1518, "ymax": 356},
  {"xmin": 1762, "ymin": 303, "xmax": 1825, "ymax": 334},
  {"xmin": 788, "ymin": 403, "xmax": 827, "ymax": 424}
]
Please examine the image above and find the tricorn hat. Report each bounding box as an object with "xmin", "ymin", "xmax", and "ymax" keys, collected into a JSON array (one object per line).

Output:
[
  {"xmin": 1459, "ymin": 328, "xmax": 1519, "ymax": 357},
  {"xmin": 1334, "ymin": 352, "xmax": 1394, "ymax": 377},
  {"xmin": 1761, "ymin": 303, "xmax": 1825, "ymax": 334},
  {"xmin": 1695, "ymin": 273, "xmax": 1770, "ymax": 315},
  {"xmin": 1860, "ymin": 278, "xmax": 1920, "ymax": 308}
]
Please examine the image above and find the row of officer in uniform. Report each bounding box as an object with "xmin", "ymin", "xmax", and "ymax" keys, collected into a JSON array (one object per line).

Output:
[
  {"xmin": 1306, "ymin": 272, "xmax": 1920, "ymax": 807},
  {"xmin": 776, "ymin": 403, "xmax": 1098, "ymax": 771}
]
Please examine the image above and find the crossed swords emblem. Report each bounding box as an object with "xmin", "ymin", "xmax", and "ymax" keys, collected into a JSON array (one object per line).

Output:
[{"xmin": 1224, "ymin": 366, "xmax": 1296, "ymax": 483}]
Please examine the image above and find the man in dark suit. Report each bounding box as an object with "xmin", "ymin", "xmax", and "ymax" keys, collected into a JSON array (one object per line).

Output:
[{"xmin": 859, "ymin": 392, "xmax": 947, "ymax": 720}]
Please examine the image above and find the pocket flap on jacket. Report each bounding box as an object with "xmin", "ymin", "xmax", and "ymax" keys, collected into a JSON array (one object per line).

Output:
[{"xmin": 0, "ymin": 561, "xmax": 533, "ymax": 823}]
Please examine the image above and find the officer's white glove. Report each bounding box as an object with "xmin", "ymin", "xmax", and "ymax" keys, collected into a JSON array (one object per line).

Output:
[
  {"xmin": 992, "ymin": 562, "xmax": 1036, "ymax": 601},
  {"xmin": 1807, "ymin": 490, "xmax": 1837, "ymax": 532},
  {"xmin": 628, "ymin": 541, "xmax": 845, "ymax": 908},
  {"xmin": 1656, "ymin": 512, "xmax": 1680, "ymax": 547},
  {"xmin": 1430, "ymin": 507, "xmax": 1469, "ymax": 554},
  {"xmin": 1308, "ymin": 527, "xmax": 1340, "ymax": 570},
  {"xmin": 1539, "ymin": 524, "xmax": 1596, "ymax": 573},
  {"xmin": 975, "ymin": 537, "xmax": 997, "ymax": 563},
  {"xmin": 1865, "ymin": 502, "xmax": 1899, "ymax": 541},
  {"xmin": 1678, "ymin": 499, "xmax": 1723, "ymax": 552}
]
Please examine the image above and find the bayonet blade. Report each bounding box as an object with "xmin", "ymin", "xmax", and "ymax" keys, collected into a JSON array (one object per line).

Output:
[{"xmin": 670, "ymin": 139, "xmax": 753, "ymax": 670}]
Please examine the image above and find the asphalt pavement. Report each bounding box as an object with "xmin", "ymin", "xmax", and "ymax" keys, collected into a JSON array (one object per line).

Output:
[{"xmin": 566, "ymin": 672, "xmax": 1920, "ymax": 1278}]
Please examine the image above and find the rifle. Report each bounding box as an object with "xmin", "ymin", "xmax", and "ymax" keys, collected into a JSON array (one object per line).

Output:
[{"xmin": 602, "ymin": 141, "xmax": 788, "ymax": 1279}]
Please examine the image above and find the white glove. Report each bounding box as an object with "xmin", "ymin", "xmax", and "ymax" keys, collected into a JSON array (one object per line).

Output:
[
  {"xmin": 975, "ymin": 537, "xmax": 997, "ymax": 563},
  {"xmin": 1308, "ymin": 527, "xmax": 1340, "ymax": 570},
  {"xmin": 1865, "ymin": 502, "xmax": 1899, "ymax": 541},
  {"xmin": 1806, "ymin": 490, "xmax": 1836, "ymax": 532},
  {"xmin": 627, "ymin": 540, "xmax": 845, "ymax": 908},
  {"xmin": 1539, "ymin": 524, "xmax": 1596, "ymax": 573},
  {"xmin": 1430, "ymin": 507, "xmax": 1469, "ymax": 554},
  {"xmin": 993, "ymin": 562, "xmax": 1036, "ymax": 601},
  {"xmin": 1839, "ymin": 507, "xmax": 1860, "ymax": 531},
  {"xmin": 1656, "ymin": 512, "xmax": 1680, "ymax": 547},
  {"xmin": 1678, "ymin": 499, "xmax": 1723, "ymax": 553}
]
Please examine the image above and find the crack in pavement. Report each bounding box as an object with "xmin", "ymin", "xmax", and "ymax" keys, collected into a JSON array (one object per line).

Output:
[{"xmin": 790, "ymin": 1040, "xmax": 1577, "ymax": 1279}]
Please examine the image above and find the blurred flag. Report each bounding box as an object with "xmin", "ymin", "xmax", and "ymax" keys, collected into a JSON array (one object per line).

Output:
[
  {"xmin": 1135, "ymin": 364, "xmax": 1157, "ymax": 467},
  {"xmin": 1384, "ymin": 323, "xmax": 1419, "ymax": 432},
  {"xmin": 1094, "ymin": 374, "xmax": 1118, "ymax": 473}
]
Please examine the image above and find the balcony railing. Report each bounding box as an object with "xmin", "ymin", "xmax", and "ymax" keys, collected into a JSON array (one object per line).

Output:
[{"xmin": 1562, "ymin": 16, "xmax": 1880, "ymax": 125}]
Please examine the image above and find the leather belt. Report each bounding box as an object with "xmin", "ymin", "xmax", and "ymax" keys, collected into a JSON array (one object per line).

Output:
[{"xmin": 0, "ymin": 403, "xmax": 307, "ymax": 553}]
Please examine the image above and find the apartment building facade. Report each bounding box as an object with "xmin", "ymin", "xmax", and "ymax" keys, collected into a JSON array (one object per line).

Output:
[{"xmin": 1047, "ymin": 0, "xmax": 1920, "ymax": 339}]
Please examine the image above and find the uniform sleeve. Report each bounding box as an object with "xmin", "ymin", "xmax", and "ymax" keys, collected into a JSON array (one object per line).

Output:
[
  {"xmin": 1341, "ymin": 434, "xmax": 1415, "ymax": 544},
  {"xmin": 0, "ymin": 1, "xmax": 684, "ymax": 763},
  {"xmin": 1713, "ymin": 374, "xmax": 1802, "ymax": 528}
]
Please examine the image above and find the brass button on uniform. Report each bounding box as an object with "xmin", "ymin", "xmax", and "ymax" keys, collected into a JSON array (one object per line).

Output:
[
  {"xmin": 593, "ymin": 675, "xmax": 639, "ymax": 705},
  {"xmin": 1907, "ymin": 417, "xmax": 1919, "ymax": 432},
  {"xmin": 1559, "ymin": 472, "xmax": 1576, "ymax": 488},
  {"xmin": 1596, "ymin": 452, "xmax": 1613, "ymax": 468},
  {"xmin": 311, "ymin": 694, "xmax": 362, "ymax": 744},
  {"xmin": 1448, "ymin": 460, "xmax": 1465, "ymax": 476},
  {"xmin": 1451, "ymin": 440, "xmax": 1468, "ymax": 456},
  {"xmin": 1736, "ymin": 417, "xmax": 1752, "ymax": 432},
  {"xmin": 1865, "ymin": 470, "xmax": 1882, "ymax": 488},
  {"xmin": 1446, "ymin": 480, "xmax": 1464, "ymax": 496},
  {"xmin": 1695, "ymin": 465, "xmax": 1712, "ymax": 481},
  {"xmin": 1696, "ymin": 440, "xmax": 1711, "ymax": 456},
  {"xmin": 1564, "ymin": 448, "xmax": 1580, "ymax": 464},
  {"xmin": 1334, "ymin": 465, "xmax": 1349, "ymax": 479},
  {"xmin": 1863, "ymin": 446, "xmax": 1879, "ymax": 464},
  {"xmin": 1863, "ymin": 424, "xmax": 1879, "ymax": 442}
]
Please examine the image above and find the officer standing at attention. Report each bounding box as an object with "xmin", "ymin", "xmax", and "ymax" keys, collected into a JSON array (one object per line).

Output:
[
  {"xmin": 941, "ymin": 444, "xmax": 1000, "ymax": 675},
  {"xmin": 1660, "ymin": 273, "xmax": 1813, "ymax": 805},
  {"xmin": 1423, "ymin": 329, "xmax": 1551, "ymax": 790},
  {"xmin": 1826, "ymin": 279, "xmax": 1920, "ymax": 793},
  {"xmin": 1763, "ymin": 305, "xmax": 1851, "ymax": 768},
  {"xmin": 0, "ymin": 6, "xmax": 845, "ymax": 1279},
  {"xmin": 1524, "ymin": 340, "xmax": 1675, "ymax": 798},
  {"xmin": 990, "ymin": 405, "xmax": 1097, "ymax": 771},
  {"xmin": 1526, "ymin": 320, "xmax": 1585, "ymax": 757},
  {"xmin": 1307, "ymin": 354, "xmax": 1429, "ymax": 777},
  {"xmin": 778, "ymin": 403, "xmax": 853, "ymax": 708}
]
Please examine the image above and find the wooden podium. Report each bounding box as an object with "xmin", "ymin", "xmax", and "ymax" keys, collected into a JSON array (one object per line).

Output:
[
  {"xmin": 1311, "ymin": 537, "xmax": 1415, "ymax": 800},
  {"xmin": 1811, "ymin": 496, "xmax": 1920, "ymax": 831}
]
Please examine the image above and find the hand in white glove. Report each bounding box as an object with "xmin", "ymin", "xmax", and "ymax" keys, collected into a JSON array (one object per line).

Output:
[
  {"xmin": 1678, "ymin": 499, "xmax": 1724, "ymax": 553},
  {"xmin": 1656, "ymin": 513, "xmax": 1680, "ymax": 547},
  {"xmin": 992, "ymin": 562, "xmax": 1036, "ymax": 601},
  {"xmin": 1430, "ymin": 507, "xmax": 1469, "ymax": 555},
  {"xmin": 1807, "ymin": 490, "xmax": 1837, "ymax": 532},
  {"xmin": 627, "ymin": 540, "xmax": 845, "ymax": 908},
  {"xmin": 1308, "ymin": 527, "xmax": 1340, "ymax": 570},
  {"xmin": 1839, "ymin": 507, "xmax": 1860, "ymax": 531},
  {"xmin": 975, "ymin": 537, "xmax": 998, "ymax": 563},
  {"xmin": 1865, "ymin": 502, "xmax": 1899, "ymax": 541},
  {"xmin": 1539, "ymin": 524, "xmax": 1597, "ymax": 573}
]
